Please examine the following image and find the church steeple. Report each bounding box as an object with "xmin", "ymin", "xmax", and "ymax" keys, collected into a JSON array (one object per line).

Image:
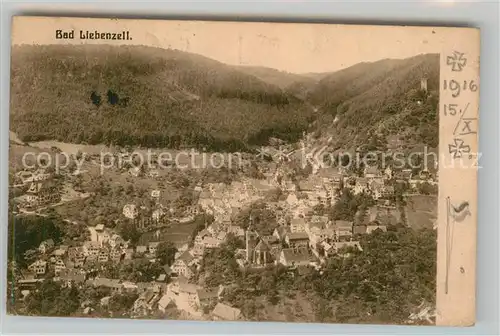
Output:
[{"xmin": 245, "ymin": 215, "xmax": 257, "ymax": 263}]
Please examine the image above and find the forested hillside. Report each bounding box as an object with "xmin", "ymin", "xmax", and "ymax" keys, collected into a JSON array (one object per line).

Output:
[
  {"xmin": 10, "ymin": 45, "xmax": 313, "ymax": 151},
  {"xmin": 10, "ymin": 46, "xmax": 438, "ymax": 152},
  {"xmin": 295, "ymin": 54, "xmax": 440, "ymax": 150}
]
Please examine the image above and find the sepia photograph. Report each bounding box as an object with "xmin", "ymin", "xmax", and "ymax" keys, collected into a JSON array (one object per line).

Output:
[{"xmin": 7, "ymin": 17, "xmax": 479, "ymax": 326}]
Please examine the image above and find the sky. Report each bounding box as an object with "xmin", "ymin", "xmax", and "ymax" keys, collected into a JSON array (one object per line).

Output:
[{"xmin": 12, "ymin": 17, "xmax": 463, "ymax": 73}]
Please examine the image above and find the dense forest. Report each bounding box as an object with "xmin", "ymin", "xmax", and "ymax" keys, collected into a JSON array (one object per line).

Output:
[
  {"xmin": 301, "ymin": 53, "xmax": 440, "ymax": 150},
  {"xmin": 10, "ymin": 45, "xmax": 312, "ymax": 151},
  {"xmin": 10, "ymin": 46, "xmax": 439, "ymax": 152}
]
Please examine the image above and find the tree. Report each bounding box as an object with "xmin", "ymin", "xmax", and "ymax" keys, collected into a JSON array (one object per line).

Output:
[
  {"xmin": 157, "ymin": 241, "xmax": 177, "ymax": 266},
  {"xmin": 118, "ymin": 221, "xmax": 141, "ymax": 246}
]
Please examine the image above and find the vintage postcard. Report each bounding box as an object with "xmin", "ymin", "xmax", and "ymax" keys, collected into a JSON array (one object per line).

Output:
[{"xmin": 7, "ymin": 16, "xmax": 479, "ymax": 326}]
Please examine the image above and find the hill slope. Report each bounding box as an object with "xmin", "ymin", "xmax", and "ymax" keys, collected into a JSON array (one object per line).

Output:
[
  {"xmin": 304, "ymin": 54, "xmax": 440, "ymax": 150},
  {"xmin": 234, "ymin": 65, "xmax": 311, "ymax": 90},
  {"xmin": 10, "ymin": 45, "xmax": 313, "ymax": 151}
]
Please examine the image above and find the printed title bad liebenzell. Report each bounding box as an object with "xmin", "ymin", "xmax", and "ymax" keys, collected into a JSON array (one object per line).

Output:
[{"xmin": 56, "ymin": 29, "xmax": 132, "ymax": 40}]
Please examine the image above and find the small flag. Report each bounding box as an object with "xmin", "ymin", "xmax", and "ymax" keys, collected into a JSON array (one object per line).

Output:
[{"xmin": 450, "ymin": 201, "xmax": 471, "ymax": 222}]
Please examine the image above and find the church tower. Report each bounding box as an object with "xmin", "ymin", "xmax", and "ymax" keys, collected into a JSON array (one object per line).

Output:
[
  {"xmin": 420, "ymin": 77, "xmax": 428, "ymax": 92},
  {"xmin": 245, "ymin": 216, "xmax": 258, "ymax": 263}
]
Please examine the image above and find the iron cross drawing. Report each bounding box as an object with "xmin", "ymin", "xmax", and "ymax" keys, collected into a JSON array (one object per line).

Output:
[
  {"xmin": 446, "ymin": 51, "xmax": 467, "ymax": 72},
  {"xmin": 448, "ymin": 138, "xmax": 471, "ymax": 159}
]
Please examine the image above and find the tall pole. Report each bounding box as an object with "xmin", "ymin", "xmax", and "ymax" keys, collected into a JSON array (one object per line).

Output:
[{"xmin": 445, "ymin": 196, "xmax": 450, "ymax": 294}]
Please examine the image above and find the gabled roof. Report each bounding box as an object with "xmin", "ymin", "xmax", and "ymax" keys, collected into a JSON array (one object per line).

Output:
[
  {"xmin": 334, "ymin": 220, "xmax": 353, "ymax": 229},
  {"xmin": 356, "ymin": 177, "xmax": 369, "ymax": 185},
  {"xmin": 197, "ymin": 288, "xmax": 218, "ymax": 300},
  {"xmin": 179, "ymin": 282, "xmax": 198, "ymax": 294},
  {"xmin": 158, "ymin": 294, "xmax": 173, "ymax": 308},
  {"xmin": 353, "ymin": 225, "xmax": 367, "ymax": 234},
  {"xmin": 286, "ymin": 232, "xmax": 309, "ymax": 241},
  {"xmin": 212, "ymin": 302, "xmax": 241, "ymax": 320},
  {"xmin": 281, "ymin": 248, "xmax": 314, "ymax": 263},
  {"xmin": 290, "ymin": 218, "xmax": 306, "ymax": 226},
  {"xmin": 317, "ymin": 167, "xmax": 342, "ymax": 179},
  {"xmin": 177, "ymin": 251, "xmax": 194, "ymax": 264}
]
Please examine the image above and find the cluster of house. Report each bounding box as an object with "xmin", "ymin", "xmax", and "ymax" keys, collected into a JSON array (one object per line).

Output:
[
  {"xmin": 26, "ymin": 228, "xmax": 130, "ymax": 279},
  {"xmin": 122, "ymin": 197, "xmax": 199, "ymax": 229},
  {"xmin": 196, "ymin": 179, "xmax": 275, "ymax": 223},
  {"xmin": 14, "ymin": 169, "xmax": 61, "ymax": 208}
]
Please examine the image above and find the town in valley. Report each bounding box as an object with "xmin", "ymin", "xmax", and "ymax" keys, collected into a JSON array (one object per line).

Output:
[{"xmin": 8, "ymin": 41, "xmax": 439, "ymax": 325}]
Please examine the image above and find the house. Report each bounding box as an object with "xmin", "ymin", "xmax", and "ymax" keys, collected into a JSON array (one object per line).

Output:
[
  {"xmin": 95, "ymin": 224, "xmax": 105, "ymax": 232},
  {"xmin": 83, "ymin": 241, "xmax": 100, "ymax": 257},
  {"xmin": 202, "ymin": 236, "xmax": 221, "ymax": 249},
  {"xmin": 52, "ymin": 245, "xmax": 68, "ymax": 258},
  {"xmin": 279, "ymin": 248, "xmax": 315, "ymax": 267},
  {"xmin": 136, "ymin": 245, "xmax": 148, "ymax": 255},
  {"xmin": 172, "ymin": 251, "xmax": 195, "ymax": 278},
  {"xmin": 212, "ymin": 302, "xmax": 242, "ymax": 321},
  {"xmin": 92, "ymin": 278, "xmax": 123, "ymax": 293},
  {"xmin": 122, "ymin": 281, "xmax": 139, "ymax": 292},
  {"xmin": 98, "ymin": 248, "xmax": 109, "ymax": 263},
  {"xmin": 353, "ymin": 225, "xmax": 368, "ymax": 235},
  {"xmin": 394, "ymin": 169, "xmax": 413, "ymax": 182},
  {"xmin": 97, "ymin": 230, "xmax": 111, "ymax": 245},
  {"xmin": 227, "ymin": 226, "xmax": 244, "ymax": 237},
  {"xmin": 333, "ymin": 241, "xmax": 363, "ymax": 255},
  {"xmin": 39, "ymin": 239, "xmax": 55, "ymax": 254},
  {"xmin": 68, "ymin": 247, "xmax": 86, "ymax": 268},
  {"xmin": 207, "ymin": 223, "xmax": 223, "ymax": 236},
  {"xmin": 133, "ymin": 289, "xmax": 160, "ymax": 315},
  {"xmin": 333, "ymin": 220, "xmax": 354, "ymax": 241},
  {"xmin": 366, "ymin": 224, "xmax": 387, "ymax": 234},
  {"xmin": 109, "ymin": 234, "xmax": 124, "ymax": 249},
  {"xmin": 195, "ymin": 229, "xmax": 211, "ymax": 245},
  {"xmin": 158, "ymin": 294, "xmax": 174, "ymax": 312},
  {"xmin": 28, "ymin": 260, "xmax": 47, "ymax": 275},
  {"xmin": 320, "ymin": 241, "xmax": 334, "ymax": 257},
  {"xmin": 355, "ymin": 205, "xmax": 402, "ymax": 226},
  {"xmin": 178, "ymin": 282, "xmax": 199, "ymax": 307},
  {"xmin": 16, "ymin": 169, "xmax": 50, "ymax": 185},
  {"xmin": 25, "ymin": 180, "xmax": 61, "ymax": 207},
  {"xmin": 59, "ymin": 269, "xmax": 86, "ymax": 287},
  {"xmin": 152, "ymin": 208, "xmax": 165, "ymax": 222},
  {"xmin": 151, "ymin": 190, "xmax": 161, "ymax": 198},
  {"xmin": 53, "ymin": 258, "xmax": 66, "ymax": 275},
  {"xmin": 370, "ymin": 181, "xmax": 394, "ymax": 200},
  {"xmin": 148, "ymin": 242, "xmax": 160, "ymax": 256},
  {"xmin": 317, "ymin": 167, "xmax": 343, "ymax": 189},
  {"xmin": 109, "ymin": 248, "xmax": 123, "ymax": 263},
  {"xmin": 123, "ymin": 204, "xmax": 138, "ymax": 219},
  {"xmin": 364, "ymin": 166, "xmax": 382, "ymax": 179},
  {"xmin": 192, "ymin": 243, "xmax": 205, "ymax": 257},
  {"xmin": 196, "ymin": 288, "xmax": 219, "ymax": 309},
  {"xmin": 285, "ymin": 232, "xmax": 310, "ymax": 249},
  {"xmin": 290, "ymin": 217, "xmax": 306, "ymax": 233},
  {"xmin": 309, "ymin": 215, "xmax": 330, "ymax": 229},
  {"xmin": 354, "ymin": 178, "xmax": 370, "ymax": 195}
]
